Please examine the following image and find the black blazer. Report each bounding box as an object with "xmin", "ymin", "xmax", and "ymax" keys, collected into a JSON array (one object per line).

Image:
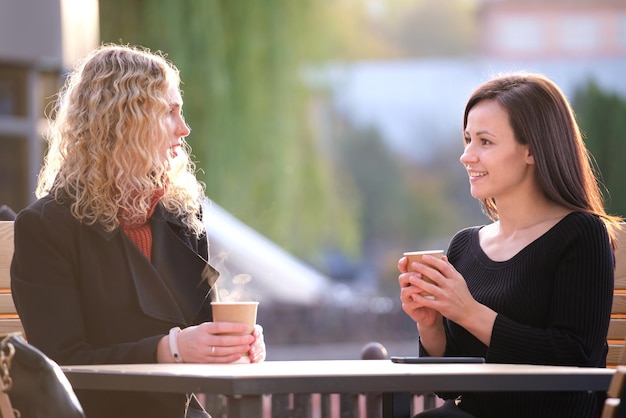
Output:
[{"xmin": 11, "ymin": 194, "xmax": 218, "ymax": 418}]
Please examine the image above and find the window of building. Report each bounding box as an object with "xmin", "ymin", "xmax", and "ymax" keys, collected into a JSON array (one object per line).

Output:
[
  {"xmin": 559, "ymin": 15, "xmax": 599, "ymax": 52},
  {"xmin": 0, "ymin": 64, "xmax": 60, "ymax": 212},
  {"xmin": 0, "ymin": 65, "xmax": 28, "ymax": 117},
  {"xmin": 0, "ymin": 135, "xmax": 28, "ymax": 212},
  {"xmin": 494, "ymin": 16, "xmax": 543, "ymax": 53}
]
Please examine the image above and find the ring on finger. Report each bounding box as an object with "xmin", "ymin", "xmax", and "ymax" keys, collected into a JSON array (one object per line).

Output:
[{"xmin": 211, "ymin": 346, "xmax": 216, "ymax": 355}]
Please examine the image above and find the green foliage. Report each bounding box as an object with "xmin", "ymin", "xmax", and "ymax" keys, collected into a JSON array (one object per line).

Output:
[
  {"xmin": 99, "ymin": 0, "xmax": 360, "ymax": 260},
  {"xmin": 314, "ymin": 0, "xmax": 478, "ymax": 60},
  {"xmin": 331, "ymin": 125, "xmax": 465, "ymax": 294},
  {"xmin": 573, "ymin": 80, "xmax": 626, "ymax": 218},
  {"xmin": 336, "ymin": 127, "xmax": 456, "ymax": 243},
  {"xmin": 385, "ymin": 0, "xmax": 478, "ymax": 58}
]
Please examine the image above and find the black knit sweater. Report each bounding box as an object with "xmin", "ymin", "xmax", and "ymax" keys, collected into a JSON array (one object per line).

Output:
[{"xmin": 422, "ymin": 212, "xmax": 614, "ymax": 418}]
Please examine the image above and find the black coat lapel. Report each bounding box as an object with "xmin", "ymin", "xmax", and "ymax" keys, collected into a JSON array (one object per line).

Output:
[
  {"xmin": 80, "ymin": 211, "xmax": 189, "ymax": 324},
  {"xmin": 151, "ymin": 216, "xmax": 218, "ymax": 325},
  {"xmin": 121, "ymin": 236, "xmax": 187, "ymax": 324}
]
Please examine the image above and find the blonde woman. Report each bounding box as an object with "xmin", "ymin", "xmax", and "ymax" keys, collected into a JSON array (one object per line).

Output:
[{"xmin": 11, "ymin": 44, "xmax": 265, "ymax": 418}]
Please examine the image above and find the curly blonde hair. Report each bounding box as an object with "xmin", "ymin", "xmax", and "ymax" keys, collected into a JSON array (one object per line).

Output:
[{"xmin": 38, "ymin": 44, "xmax": 206, "ymax": 235}]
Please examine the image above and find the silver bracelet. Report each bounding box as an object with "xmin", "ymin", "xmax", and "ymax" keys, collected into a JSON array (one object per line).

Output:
[{"xmin": 169, "ymin": 326, "xmax": 183, "ymax": 363}]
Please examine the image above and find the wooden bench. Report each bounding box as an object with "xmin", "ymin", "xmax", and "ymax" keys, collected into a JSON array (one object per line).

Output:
[
  {"xmin": 0, "ymin": 221, "xmax": 22, "ymax": 335},
  {"xmin": 608, "ymin": 223, "xmax": 626, "ymax": 368},
  {"xmin": 602, "ymin": 364, "xmax": 626, "ymax": 418}
]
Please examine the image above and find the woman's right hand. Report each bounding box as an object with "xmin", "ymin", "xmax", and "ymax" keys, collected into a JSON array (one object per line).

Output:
[
  {"xmin": 398, "ymin": 256, "xmax": 447, "ymax": 356},
  {"xmin": 158, "ymin": 321, "xmax": 256, "ymax": 364},
  {"xmin": 398, "ymin": 256, "xmax": 442, "ymax": 327}
]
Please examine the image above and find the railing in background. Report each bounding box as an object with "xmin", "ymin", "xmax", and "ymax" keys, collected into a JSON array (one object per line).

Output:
[
  {"xmin": 202, "ymin": 341, "xmax": 438, "ymax": 418},
  {"xmin": 257, "ymin": 301, "xmax": 417, "ymax": 347}
]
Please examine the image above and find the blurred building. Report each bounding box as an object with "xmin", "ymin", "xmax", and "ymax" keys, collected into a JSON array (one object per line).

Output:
[
  {"xmin": 0, "ymin": 0, "xmax": 99, "ymax": 213},
  {"xmin": 478, "ymin": 0, "xmax": 626, "ymax": 60},
  {"xmin": 328, "ymin": 0, "xmax": 626, "ymax": 161}
]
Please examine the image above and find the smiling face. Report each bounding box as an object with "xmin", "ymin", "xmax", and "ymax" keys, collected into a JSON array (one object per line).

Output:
[{"xmin": 460, "ymin": 99, "xmax": 535, "ymax": 204}]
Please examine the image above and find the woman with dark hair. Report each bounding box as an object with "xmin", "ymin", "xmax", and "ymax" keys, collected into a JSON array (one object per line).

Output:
[
  {"xmin": 11, "ymin": 44, "xmax": 266, "ymax": 418},
  {"xmin": 398, "ymin": 72, "xmax": 622, "ymax": 418}
]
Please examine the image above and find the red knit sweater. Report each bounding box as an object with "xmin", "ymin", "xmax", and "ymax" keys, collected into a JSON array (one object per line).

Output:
[{"xmin": 119, "ymin": 191, "xmax": 164, "ymax": 260}]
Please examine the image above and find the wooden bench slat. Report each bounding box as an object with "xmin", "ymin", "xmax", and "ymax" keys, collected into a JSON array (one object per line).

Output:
[
  {"xmin": 609, "ymin": 319, "xmax": 626, "ymax": 340},
  {"xmin": 607, "ymin": 345, "xmax": 625, "ymax": 367},
  {"xmin": 615, "ymin": 234, "xmax": 626, "ymax": 290},
  {"xmin": 612, "ymin": 294, "xmax": 626, "ymax": 315},
  {"xmin": 0, "ymin": 221, "xmax": 22, "ymax": 335},
  {"xmin": 0, "ymin": 293, "xmax": 16, "ymax": 315},
  {"xmin": 606, "ymin": 223, "xmax": 626, "ymax": 369},
  {"xmin": 0, "ymin": 221, "xmax": 13, "ymax": 290},
  {"xmin": 608, "ymin": 366, "xmax": 626, "ymax": 398},
  {"xmin": 603, "ymin": 401, "xmax": 619, "ymax": 418},
  {"xmin": 0, "ymin": 269, "xmax": 9, "ymax": 289},
  {"xmin": 0, "ymin": 319, "xmax": 23, "ymax": 334},
  {"xmin": 603, "ymin": 366, "xmax": 626, "ymax": 417}
]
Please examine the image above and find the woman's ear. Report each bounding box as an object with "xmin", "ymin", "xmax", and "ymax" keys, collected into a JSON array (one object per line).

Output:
[{"xmin": 525, "ymin": 146, "xmax": 535, "ymax": 165}]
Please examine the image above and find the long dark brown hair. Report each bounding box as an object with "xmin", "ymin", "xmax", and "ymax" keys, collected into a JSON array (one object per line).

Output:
[{"xmin": 463, "ymin": 72, "xmax": 622, "ymax": 246}]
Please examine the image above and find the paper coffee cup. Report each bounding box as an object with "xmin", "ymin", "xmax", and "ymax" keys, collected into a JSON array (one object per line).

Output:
[
  {"xmin": 211, "ymin": 301, "xmax": 259, "ymax": 336},
  {"xmin": 403, "ymin": 250, "xmax": 444, "ymax": 298},
  {"xmin": 211, "ymin": 301, "xmax": 259, "ymax": 363}
]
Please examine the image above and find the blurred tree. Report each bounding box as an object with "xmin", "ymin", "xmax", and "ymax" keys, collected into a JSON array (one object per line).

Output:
[
  {"xmin": 316, "ymin": 0, "xmax": 478, "ymax": 60},
  {"xmin": 330, "ymin": 124, "xmax": 461, "ymax": 292},
  {"xmin": 337, "ymin": 127, "xmax": 454, "ymax": 243},
  {"xmin": 384, "ymin": 0, "xmax": 478, "ymax": 58},
  {"xmin": 314, "ymin": 0, "xmax": 406, "ymax": 60},
  {"xmin": 99, "ymin": 0, "xmax": 360, "ymax": 261},
  {"xmin": 573, "ymin": 80, "xmax": 626, "ymax": 218}
]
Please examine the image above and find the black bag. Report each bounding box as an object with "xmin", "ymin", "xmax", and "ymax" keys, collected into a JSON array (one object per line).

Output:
[{"xmin": 0, "ymin": 333, "xmax": 85, "ymax": 418}]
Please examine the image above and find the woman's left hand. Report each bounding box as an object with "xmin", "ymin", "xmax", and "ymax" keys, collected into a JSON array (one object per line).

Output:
[{"xmin": 249, "ymin": 324, "xmax": 266, "ymax": 363}]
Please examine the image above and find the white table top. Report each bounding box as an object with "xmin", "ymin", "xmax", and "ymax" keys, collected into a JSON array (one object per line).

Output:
[{"xmin": 62, "ymin": 359, "xmax": 614, "ymax": 395}]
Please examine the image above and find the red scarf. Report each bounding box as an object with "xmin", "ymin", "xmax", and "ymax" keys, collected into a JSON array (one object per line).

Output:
[{"xmin": 119, "ymin": 189, "xmax": 164, "ymax": 260}]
